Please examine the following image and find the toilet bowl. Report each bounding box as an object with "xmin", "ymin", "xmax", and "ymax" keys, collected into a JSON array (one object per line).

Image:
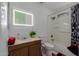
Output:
[
  {"xmin": 42, "ymin": 42, "xmax": 55, "ymax": 56},
  {"xmin": 43, "ymin": 42, "xmax": 54, "ymax": 48}
]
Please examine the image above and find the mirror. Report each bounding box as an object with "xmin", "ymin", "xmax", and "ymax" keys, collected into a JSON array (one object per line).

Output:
[{"xmin": 13, "ymin": 9, "xmax": 34, "ymax": 26}]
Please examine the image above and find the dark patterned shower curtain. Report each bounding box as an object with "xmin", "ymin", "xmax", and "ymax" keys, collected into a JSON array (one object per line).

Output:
[
  {"xmin": 71, "ymin": 4, "xmax": 79, "ymax": 45},
  {"xmin": 67, "ymin": 4, "xmax": 79, "ymax": 56}
]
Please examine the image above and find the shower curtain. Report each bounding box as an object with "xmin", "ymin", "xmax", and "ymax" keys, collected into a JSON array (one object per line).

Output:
[
  {"xmin": 71, "ymin": 4, "xmax": 79, "ymax": 45},
  {"xmin": 67, "ymin": 4, "xmax": 79, "ymax": 56}
]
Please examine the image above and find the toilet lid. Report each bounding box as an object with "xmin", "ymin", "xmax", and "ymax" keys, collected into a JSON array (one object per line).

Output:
[{"xmin": 44, "ymin": 42, "xmax": 54, "ymax": 48}]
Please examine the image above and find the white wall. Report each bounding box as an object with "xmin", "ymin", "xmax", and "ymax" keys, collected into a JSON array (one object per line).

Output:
[
  {"xmin": 8, "ymin": 2, "xmax": 51, "ymax": 42},
  {"xmin": 47, "ymin": 3, "xmax": 78, "ymax": 46},
  {"xmin": 47, "ymin": 5, "xmax": 76, "ymax": 56},
  {"xmin": 47, "ymin": 9, "xmax": 71, "ymax": 46},
  {"xmin": 49, "ymin": 2, "xmax": 77, "ymax": 15},
  {"xmin": 47, "ymin": 3, "xmax": 77, "ymax": 44}
]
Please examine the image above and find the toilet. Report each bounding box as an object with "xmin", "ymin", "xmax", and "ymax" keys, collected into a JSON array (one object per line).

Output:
[{"xmin": 42, "ymin": 42, "xmax": 58, "ymax": 56}]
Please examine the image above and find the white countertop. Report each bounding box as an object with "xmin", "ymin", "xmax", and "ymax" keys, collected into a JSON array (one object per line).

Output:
[{"xmin": 8, "ymin": 38, "xmax": 41, "ymax": 46}]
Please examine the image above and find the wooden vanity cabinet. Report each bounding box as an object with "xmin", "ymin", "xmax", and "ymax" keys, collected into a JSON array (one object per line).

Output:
[
  {"xmin": 29, "ymin": 44, "xmax": 41, "ymax": 56},
  {"xmin": 8, "ymin": 40, "xmax": 42, "ymax": 56}
]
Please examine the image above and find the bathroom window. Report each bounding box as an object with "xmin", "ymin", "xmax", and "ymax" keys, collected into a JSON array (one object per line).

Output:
[{"xmin": 13, "ymin": 9, "xmax": 34, "ymax": 26}]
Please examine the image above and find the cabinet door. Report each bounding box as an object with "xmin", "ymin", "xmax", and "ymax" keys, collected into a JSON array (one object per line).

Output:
[
  {"xmin": 29, "ymin": 44, "xmax": 42, "ymax": 56},
  {"xmin": 9, "ymin": 47, "xmax": 28, "ymax": 56}
]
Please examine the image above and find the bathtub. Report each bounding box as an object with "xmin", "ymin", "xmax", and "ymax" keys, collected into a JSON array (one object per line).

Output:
[
  {"xmin": 42, "ymin": 42, "xmax": 76, "ymax": 56},
  {"xmin": 53, "ymin": 42, "xmax": 76, "ymax": 56}
]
